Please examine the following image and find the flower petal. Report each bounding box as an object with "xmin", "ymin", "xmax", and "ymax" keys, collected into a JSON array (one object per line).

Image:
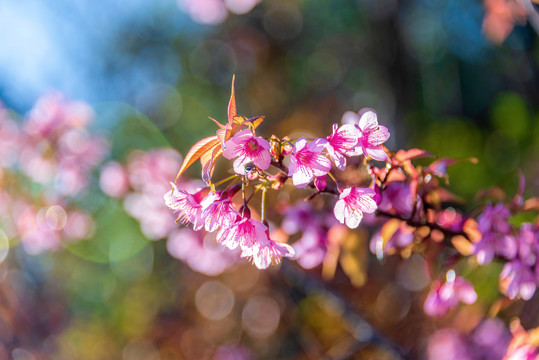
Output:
[{"xmin": 358, "ymin": 110, "xmax": 378, "ymax": 133}]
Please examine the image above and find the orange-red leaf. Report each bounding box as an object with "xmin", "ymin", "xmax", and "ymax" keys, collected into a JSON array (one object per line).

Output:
[
  {"xmin": 209, "ymin": 117, "xmax": 225, "ymax": 129},
  {"xmin": 228, "ymin": 75, "xmax": 236, "ymax": 123},
  {"xmin": 395, "ymin": 148, "xmax": 434, "ymax": 162},
  {"xmin": 175, "ymin": 136, "xmax": 221, "ymax": 182},
  {"xmin": 201, "ymin": 145, "xmax": 223, "ymax": 183},
  {"xmin": 244, "ymin": 115, "xmax": 264, "ymax": 129}
]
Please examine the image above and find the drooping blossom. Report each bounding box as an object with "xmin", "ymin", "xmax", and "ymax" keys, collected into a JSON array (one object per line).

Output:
[
  {"xmin": 201, "ymin": 191, "xmax": 240, "ymax": 232},
  {"xmin": 473, "ymin": 204, "xmax": 517, "ymax": 265},
  {"xmin": 216, "ymin": 210, "xmax": 268, "ymax": 255},
  {"xmin": 499, "ymin": 260, "xmax": 536, "ymax": 300},
  {"xmin": 343, "ymin": 109, "xmax": 390, "ymax": 161},
  {"xmin": 222, "ymin": 129, "xmax": 271, "ymax": 175},
  {"xmin": 288, "ymin": 137, "xmax": 332, "ymax": 188},
  {"xmin": 334, "ymin": 186, "xmax": 377, "ymax": 229},
  {"xmin": 244, "ymin": 230, "xmax": 295, "ymax": 270},
  {"xmin": 164, "ymin": 183, "xmax": 211, "ymax": 230},
  {"xmin": 325, "ymin": 123, "xmax": 361, "ymax": 170},
  {"xmin": 424, "ymin": 270, "xmax": 477, "ymax": 317},
  {"xmin": 216, "ymin": 209, "xmax": 294, "ymax": 269}
]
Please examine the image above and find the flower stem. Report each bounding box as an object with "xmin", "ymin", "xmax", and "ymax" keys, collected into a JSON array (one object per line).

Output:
[
  {"xmin": 214, "ymin": 174, "xmax": 238, "ymax": 187},
  {"xmin": 261, "ymin": 187, "xmax": 267, "ymax": 221}
]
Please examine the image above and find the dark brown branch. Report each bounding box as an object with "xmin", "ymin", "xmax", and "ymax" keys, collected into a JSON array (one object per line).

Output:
[{"xmin": 375, "ymin": 209, "xmax": 470, "ymax": 240}]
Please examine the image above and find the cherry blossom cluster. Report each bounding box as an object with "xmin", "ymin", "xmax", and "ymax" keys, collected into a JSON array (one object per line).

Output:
[
  {"xmin": 166, "ymin": 84, "xmax": 391, "ymax": 269},
  {"xmin": 0, "ymin": 94, "xmax": 106, "ymax": 254}
]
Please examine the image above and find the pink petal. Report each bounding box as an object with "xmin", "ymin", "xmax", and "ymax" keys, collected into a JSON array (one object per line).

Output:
[
  {"xmin": 344, "ymin": 207, "xmax": 363, "ymax": 229},
  {"xmin": 357, "ymin": 194, "xmax": 377, "ymax": 214},
  {"xmin": 255, "ymin": 136, "xmax": 271, "ymax": 150},
  {"xmin": 365, "ymin": 146, "xmax": 388, "ymax": 161},
  {"xmin": 311, "ymin": 155, "xmax": 332, "ymax": 176},
  {"xmin": 253, "ymin": 148, "xmax": 271, "ymax": 170},
  {"xmin": 294, "ymin": 137, "xmax": 308, "ymax": 152},
  {"xmin": 368, "ymin": 126, "xmax": 390, "ymax": 145},
  {"xmin": 233, "ymin": 156, "xmax": 249, "ymax": 175},
  {"xmin": 327, "ymin": 146, "xmax": 346, "ymax": 170},
  {"xmin": 358, "ymin": 110, "xmax": 378, "ymax": 133},
  {"xmin": 292, "ymin": 164, "xmax": 314, "ymax": 187},
  {"xmin": 341, "ymin": 111, "xmax": 360, "ymax": 125},
  {"xmin": 457, "ymin": 282, "xmax": 478, "ymax": 304},
  {"xmin": 307, "ymin": 138, "xmax": 328, "ymax": 152},
  {"xmin": 333, "ymin": 199, "xmax": 346, "ymax": 224}
]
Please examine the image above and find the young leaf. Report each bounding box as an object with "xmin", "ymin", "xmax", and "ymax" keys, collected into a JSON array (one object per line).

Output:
[
  {"xmin": 395, "ymin": 148, "xmax": 434, "ymax": 162},
  {"xmin": 228, "ymin": 74, "xmax": 237, "ymax": 123},
  {"xmin": 175, "ymin": 136, "xmax": 221, "ymax": 182},
  {"xmin": 201, "ymin": 145, "xmax": 223, "ymax": 184}
]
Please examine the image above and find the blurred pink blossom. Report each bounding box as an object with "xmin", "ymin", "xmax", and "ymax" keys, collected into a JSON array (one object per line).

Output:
[
  {"xmin": 99, "ymin": 161, "xmax": 130, "ymax": 198},
  {"xmin": 179, "ymin": 0, "xmax": 261, "ymax": 25},
  {"xmin": 243, "ymin": 230, "xmax": 295, "ymax": 270},
  {"xmin": 127, "ymin": 148, "xmax": 182, "ymax": 195},
  {"xmin": 167, "ymin": 228, "xmax": 236, "ymax": 276},
  {"xmin": 424, "ymin": 270, "xmax": 477, "ymax": 318},
  {"xmin": 473, "ymin": 204, "xmax": 517, "ymax": 265},
  {"xmin": 499, "ymin": 260, "xmax": 536, "ymax": 300}
]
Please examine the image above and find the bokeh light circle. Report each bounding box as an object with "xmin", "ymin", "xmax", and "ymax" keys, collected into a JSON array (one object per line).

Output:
[
  {"xmin": 195, "ymin": 281, "xmax": 235, "ymax": 321},
  {"xmin": 242, "ymin": 295, "xmax": 280, "ymax": 338}
]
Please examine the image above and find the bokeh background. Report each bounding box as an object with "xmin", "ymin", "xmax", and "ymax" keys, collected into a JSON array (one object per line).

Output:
[{"xmin": 0, "ymin": 0, "xmax": 538, "ymax": 359}]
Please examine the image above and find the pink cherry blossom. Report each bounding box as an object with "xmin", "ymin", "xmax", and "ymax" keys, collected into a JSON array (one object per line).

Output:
[
  {"xmin": 334, "ymin": 187, "xmax": 377, "ymax": 229},
  {"xmin": 499, "ymin": 260, "xmax": 536, "ymax": 300},
  {"xmin": 288, "ymin": 137, "xmax": 331, "ymax": 188},
  {"xmin": 164, "ymin": 183, "xmax": 211, "ymax": 230},
  {"xmin": 201, "ymin": 191, "xmax": 240, "ymax": 232},
  {"xmin": 343, "ymin": 109, "xmax": 390, "ymax": 161},
  {"xmin": 424, "ymin": 270, "xmax": 477, "ymax": 318},
  {"xmin": 166, "ymin": 228, "xmax": 237, "ymax": 276},
  {"xmin": 222, "ymin": 129, "xmax": 271, "ymax": 175},
  {"xmin": 473, "ymin": 204, "xmax": 517, "ymax": 265},
  {"xmin": 325, "ymin": 123, "xmax": 361, "ymax": 170},
  {"xmin": 99, "ymin": 161, "xmax": 130, "ymax": 198},
  {"xmin": 216, "ymin": 212, "xmax": 268, "ymax": 255},
  {"xmin": 293, "ymin": 226, "xmax": 328, "ymax": 269},
  {"xmin": 245, "ymin": 235, "xmax": 295, "ymax": 270}
]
